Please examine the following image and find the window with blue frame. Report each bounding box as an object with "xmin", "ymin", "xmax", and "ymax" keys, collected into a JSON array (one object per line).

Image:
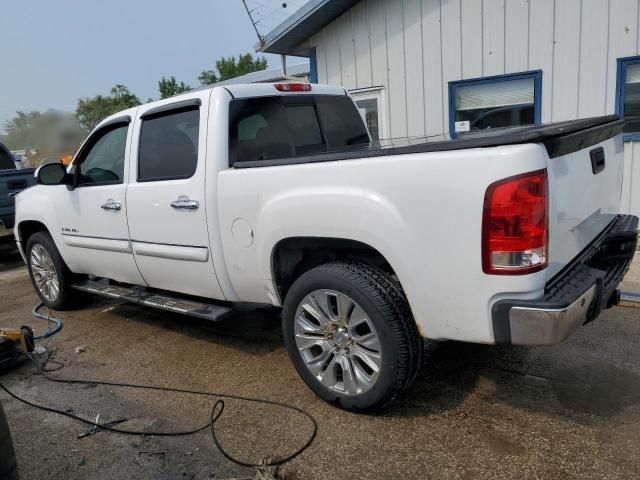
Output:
[
  {"xmin": 616, "ymin": 56, "xmax": 640, "ymax": 140},
  {"xmin": 448, "ymin": 71, "xmax": 542, "ymax": 137}
]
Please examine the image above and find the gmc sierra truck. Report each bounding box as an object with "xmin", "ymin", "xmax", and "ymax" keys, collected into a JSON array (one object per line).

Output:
[
  {"xmin": 14, "ymin": 83, "xmax": 638, "ymax": 411},
  {"xmin": 0, "ymin": 143, "xmax": 35, "ymax": 242}
]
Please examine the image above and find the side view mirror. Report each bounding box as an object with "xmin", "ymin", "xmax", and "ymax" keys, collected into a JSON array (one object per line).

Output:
[{"xmin": 35, "ymin": 163, "xmax": 69, "ymax": 186}]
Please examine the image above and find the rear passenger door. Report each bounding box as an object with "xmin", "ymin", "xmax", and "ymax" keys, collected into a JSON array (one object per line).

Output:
[{"xmin": 126, "ymin": 93, "xmax": 225, "ymax": 300}]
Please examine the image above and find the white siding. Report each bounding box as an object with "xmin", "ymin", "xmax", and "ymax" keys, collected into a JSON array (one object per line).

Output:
[
  {"xmin": 528, "ymin": 0, "xmax": 555, "ymax": 123},
  {"xmin": 551, "ymin": 0, "xmax": 582, "ymax": 121},
  {"xmin": 483, "ymin": 0, "xmax": 505, "ymax": 76},
  {"xmin": 307, "ymin": 0, "xmax": 640, "ymax": 217},
  {"xmin": 352, "ymin": 1, "xmax": 372, "ymax": 87},
  {"xmin": 461, "ymin": 0, "xmax": 483, "ymax": 79},
  {"xmin": 505, "ymin": 0, "xmax": 529, "ymax": 73},
  {"xmin": 404, "ymin": 0, "xmax": 425, "ymax": 137},
  {"xmin": 385, "ymin": 2, "xmax": 407, "ymax": 137},
  {"xmin": 578, "ymin": 0, "xmax": 609, "ymax": 117},
  {"xmin": 421, "ymin": 0, "xmax": 443, "ymax": 135}
]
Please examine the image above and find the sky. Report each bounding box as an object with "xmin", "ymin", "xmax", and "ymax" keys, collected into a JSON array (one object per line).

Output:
[{"xmin": 0, "ymin": 0, "xmax": 306, "ymax": 131}]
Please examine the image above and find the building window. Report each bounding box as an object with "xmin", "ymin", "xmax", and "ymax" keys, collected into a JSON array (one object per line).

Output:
[
  {"xmin": 448, "ymin": 71, "xmax": 542, "ymax": 137},
  {"xmin": 616, "ymin": 56, "xmax": 640, "ymax": 141},
  {"xmin": 350, "ymin": 87, "xmax": 387, "ymax": 141}
]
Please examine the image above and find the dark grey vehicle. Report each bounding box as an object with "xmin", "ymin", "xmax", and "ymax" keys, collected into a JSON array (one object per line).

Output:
[
  {"xmin": 0, "ymin": 398, "xmax": 18, "ymax": 479},
  {"xmin": 0, "ymin": 143, "xmax": 35, "ymax": 242}
]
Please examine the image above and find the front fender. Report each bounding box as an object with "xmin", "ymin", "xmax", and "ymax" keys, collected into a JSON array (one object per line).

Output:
[{"xmin": 14, "ymin": 185, "xmax": 66, "ymax": 256}]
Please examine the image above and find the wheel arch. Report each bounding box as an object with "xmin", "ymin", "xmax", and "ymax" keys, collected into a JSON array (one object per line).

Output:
[
  {"xmin": 17, "ymin": 220, "xmax": 49, "ymax": 247},
  {"xmin": 270, "ymin": 236, "xmax": 400, "ymax": 303}
]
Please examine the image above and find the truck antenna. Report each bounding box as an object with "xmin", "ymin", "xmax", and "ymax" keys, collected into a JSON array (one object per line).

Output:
[{"xmin": 241, "ymin": 0, "xmax": 265, "ymax": 48}]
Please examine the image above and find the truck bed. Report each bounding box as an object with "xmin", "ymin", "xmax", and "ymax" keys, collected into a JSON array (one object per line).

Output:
[{"xmin": 234, "ymin": 115, "xmax": 623, "ymax": 168}]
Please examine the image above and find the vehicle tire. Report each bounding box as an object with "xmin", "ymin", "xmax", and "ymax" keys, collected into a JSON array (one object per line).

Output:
[
  {"xmin": 26, "ymin": 231, "xmax": 74, "ymax": 310},
  {"xmin": 0, "ymin": 399, "xmax": 18, "ymax": 480},
  {"xmin": 282, "ymin": 261, "xmax": 422, "ymax": 412}
]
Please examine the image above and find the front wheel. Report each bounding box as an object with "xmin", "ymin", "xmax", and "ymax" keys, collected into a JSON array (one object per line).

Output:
[
  {"xmin": 26, "ymin": 231, "xmax": 74, "ymax": 310},
  {"xmin": 282, "ymin": 262, "xmax": 422, "ymax": 412}
]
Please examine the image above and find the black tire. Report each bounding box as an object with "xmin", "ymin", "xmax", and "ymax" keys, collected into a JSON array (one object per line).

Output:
[
  {"xmin": 282, "ymin": 261, "xmax": 422, "ymax": 412},
  {"xmin": 0, "ymin": 399, "xmax": 18, "ymax": 480},
  {"xmin": 26, "ymin": 231, "xmax": 74, "ymax": 310}
]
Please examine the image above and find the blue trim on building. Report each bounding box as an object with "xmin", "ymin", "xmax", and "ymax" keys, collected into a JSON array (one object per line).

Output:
[
  {"xmin": 448, "ymin": 70, "xmax": 543, "ymax": 139},
  {"xmin": 616, "ymin": 55, "xmax": 640, "ymax": 141},
  {"xmin": 309, "ymin": 48, "xmax": 318, "ymax": 83}
]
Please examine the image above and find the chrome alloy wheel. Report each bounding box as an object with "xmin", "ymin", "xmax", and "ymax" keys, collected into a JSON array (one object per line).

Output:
[
  {"xmin": 30, "ymin": 244, "xmax": 59, "ymax": 302},
  {"xmin": 294, "ymin": 289, "xmax": 383, "ymax": 396}
]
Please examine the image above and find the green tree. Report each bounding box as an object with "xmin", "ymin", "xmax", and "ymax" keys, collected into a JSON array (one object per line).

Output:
[
  {"xmin": 3, "ymin": 111, "xmax": 42, "ymax": 149},
  {"xmin": 158, "ymin": 76, "xmax": 192, "ymax": 99},
  {"xmin": 198, "ymin": 53, "xmax": 268, "ymax": 85},
  {"xmin": 75, "ymin": 84, "xmax": 141, "ymax": 132}
]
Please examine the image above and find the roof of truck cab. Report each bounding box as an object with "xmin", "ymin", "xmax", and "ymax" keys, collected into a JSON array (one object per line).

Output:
[
  {"xmin": 220, "ymin": 82, "xmax": 345, "ymax": 98},
  {"xmin": 90, "ymin": 83, "xmax": 345, "ymax": 134}
]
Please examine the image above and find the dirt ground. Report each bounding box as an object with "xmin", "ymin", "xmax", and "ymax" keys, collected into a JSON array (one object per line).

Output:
[{"xmin": 1, "ymin": 243, "xmax": 640, "ymax": 480}]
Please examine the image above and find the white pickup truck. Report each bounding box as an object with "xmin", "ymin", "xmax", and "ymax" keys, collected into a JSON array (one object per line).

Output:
[{"xmin": 14, "ymin": 83, "xmax": 638, "ymax": 411}]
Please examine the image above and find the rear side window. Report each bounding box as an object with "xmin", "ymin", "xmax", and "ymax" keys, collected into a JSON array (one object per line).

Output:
[
  {"xmin": 138, "ymin": 107, "xmax": 199, "ymax": 181},
  {"xmin": 229, "ymin": 95, "xmax": 369, "ymax": 165}
]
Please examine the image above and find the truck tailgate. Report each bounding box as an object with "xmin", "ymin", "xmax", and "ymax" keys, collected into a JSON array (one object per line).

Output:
[{"xmin": 545, "ymin": 119, "xmax": 626, "ymax": 279}]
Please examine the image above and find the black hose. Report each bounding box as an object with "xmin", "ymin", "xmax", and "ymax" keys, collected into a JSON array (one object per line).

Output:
[{"xmin": 0, "ymin": 349, "xmax": 317, "ymax": 469}]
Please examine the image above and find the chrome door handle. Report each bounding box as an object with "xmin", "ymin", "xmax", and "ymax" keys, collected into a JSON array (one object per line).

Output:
[
  {"xmin": 101, "ymin": 200, "xmax": 122, "ymax": 211},
  {"xmin": 170, "ymin": 198, "xmax": 199, "ymax": 210}
]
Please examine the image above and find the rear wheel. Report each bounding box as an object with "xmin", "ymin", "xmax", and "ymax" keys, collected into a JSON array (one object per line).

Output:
[
  {"xmin": 26, "ymin": 232, "xmax": 74, "ymax": 310},
  {"xmin": 282, "ymin": 261, "xmax": 422, "ymax": 412},
  {"xmin": 0, "ymin": 399, "xmax": 18, "ymax": 480}
]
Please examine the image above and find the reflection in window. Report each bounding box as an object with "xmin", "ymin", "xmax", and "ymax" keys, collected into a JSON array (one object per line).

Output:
[
  {"xmin": 78, "ymin": 124, "xmax": 128, "ymax": 184},
  {"xmin": 355, "ymin": 98, "xmax": 380, "ymax": 141},
  {"xmin": 618, "ymin": 58, "xmax": 640, "ymax": 135},
  {"xmin": 449, "ymin": 72, "xmax": 541, "ymax": 136}
]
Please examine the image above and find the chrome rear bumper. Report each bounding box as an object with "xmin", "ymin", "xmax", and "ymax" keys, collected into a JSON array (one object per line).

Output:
[{"xmin": 491, "ymin": 214, "xmax": 638, "ymax": 345}]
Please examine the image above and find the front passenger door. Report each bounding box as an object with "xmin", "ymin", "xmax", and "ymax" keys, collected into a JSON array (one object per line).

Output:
[{"xmin": 57, "ymin": 116, "xmax": 145, "ymax": 285}]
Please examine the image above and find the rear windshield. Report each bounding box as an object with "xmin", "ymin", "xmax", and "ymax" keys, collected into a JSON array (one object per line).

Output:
[
  {"xmin": 0, "ymin": 145, "xmax": 15, "ymax": 170},
  {"xmin": 228, "ymin": 95, "xmax": 369, "ymax": 166}
]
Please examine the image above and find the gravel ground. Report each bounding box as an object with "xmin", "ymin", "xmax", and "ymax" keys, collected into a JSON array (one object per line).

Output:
[{"xmin": 1, "ymin": 243, "xmax": 639, "ymax": 479}]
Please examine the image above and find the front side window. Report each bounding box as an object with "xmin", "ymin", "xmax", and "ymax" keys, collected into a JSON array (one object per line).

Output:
[
  {"xmin": 76, "ymin": 123, "xmax": 128, "ymax": 185},
  {"xmin": 138, "ymin": 107, "xmax": 199, "ymax": 182},
  {"xmin": 616, "ymin": 56, "xmax": 640, "ymax": 138},
  {"xmin": 449, "ymin": 71, "xmax": 542, "ymax": 137}
]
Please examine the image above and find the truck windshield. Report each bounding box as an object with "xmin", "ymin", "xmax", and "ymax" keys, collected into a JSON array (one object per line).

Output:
[{"xmin": 229, "ymin": 95, "xmax": 369, "ymax": 165}]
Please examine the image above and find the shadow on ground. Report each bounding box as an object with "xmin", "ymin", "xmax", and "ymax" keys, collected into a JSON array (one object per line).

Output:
[
  {"xmin": 84, "ymin": 294, "xmax": 640, "ymax": 425},
  {"xmin": 0, "ymin": 243, "xmax": 23, "ymax": 273}
]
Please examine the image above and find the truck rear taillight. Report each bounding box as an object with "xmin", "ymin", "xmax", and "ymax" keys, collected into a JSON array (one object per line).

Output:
[
  {"xmin": 274, "ymin": 82, "xmax": 312, "ymax": 92},
  {"xmin": 482, "ymin": 169, "xmax": 548, "ymax": 275}
]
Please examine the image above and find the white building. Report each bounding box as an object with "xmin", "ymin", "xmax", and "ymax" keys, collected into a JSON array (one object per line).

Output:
[{"xmin": 256, "ymin": 0, "xmax": 640, "ymax": 217}]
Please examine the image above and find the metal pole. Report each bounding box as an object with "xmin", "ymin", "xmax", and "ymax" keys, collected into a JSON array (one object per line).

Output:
[{"xmin": 241, "ymin": 0, "xmax": 265, "ymax": 47}]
